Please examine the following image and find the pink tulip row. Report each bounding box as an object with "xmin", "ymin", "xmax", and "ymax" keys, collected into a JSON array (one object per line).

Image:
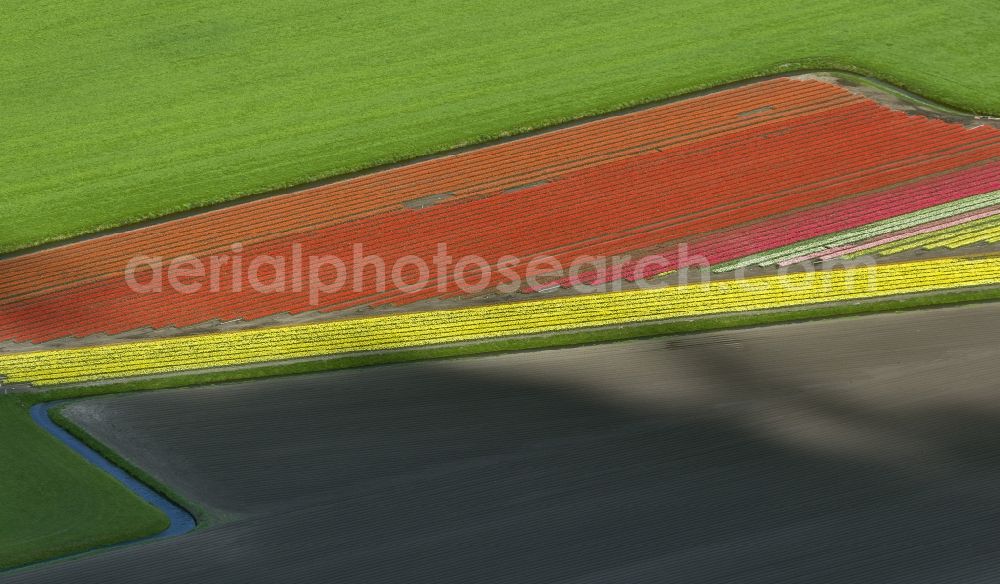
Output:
[{"xmin": 525, "ymin": 161, "xmax": 1000, "ymax": 291}]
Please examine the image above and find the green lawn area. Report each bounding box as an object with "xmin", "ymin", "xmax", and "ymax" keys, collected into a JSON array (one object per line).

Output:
[
  {"xmin": 0, "ymin": 397, "xmax": 168, "ymax": 570},
  {"xmin": 2, "ymin": 0, "xmax": 999, "ymax": 253}
]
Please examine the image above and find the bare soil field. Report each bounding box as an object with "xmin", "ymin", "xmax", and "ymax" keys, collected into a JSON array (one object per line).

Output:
[{"xmin": 6, "ymin": 303, "xmax": 1000, "ymax": 583}]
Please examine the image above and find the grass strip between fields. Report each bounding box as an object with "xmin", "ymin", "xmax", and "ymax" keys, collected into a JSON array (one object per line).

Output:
[{"xmin": 44, "ymin": 405, "xmax": 209, "ymax": 526}]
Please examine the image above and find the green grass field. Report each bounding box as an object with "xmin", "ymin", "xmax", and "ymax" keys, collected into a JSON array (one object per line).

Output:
[
  {"xmin": 2, "ymin": 0, "xmax": 999, "ymax": 253},
  {"xmin": 0, "ymin": 397, "xmax": 168, "ymax": 570}
]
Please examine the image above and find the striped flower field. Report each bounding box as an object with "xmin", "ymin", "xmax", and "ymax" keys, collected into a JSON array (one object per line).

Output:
[
  {"xmin": 2, "ymin": 76, "xmax": 1000, "ymax": 347},
  {"xmin": 1, "ymin": 75, "xmax": 999, "ymax": 386},
  {"xmin": 1, "ymin": 255, "xmax": 998, "ymax": 386}
]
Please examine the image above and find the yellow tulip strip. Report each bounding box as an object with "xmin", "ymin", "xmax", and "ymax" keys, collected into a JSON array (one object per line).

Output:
[{"xmin": 1, "ymin": 255, "xmax": 998, "ymax": 386}]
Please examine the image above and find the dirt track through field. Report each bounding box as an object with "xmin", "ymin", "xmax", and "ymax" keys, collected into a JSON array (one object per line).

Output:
[{"xmin": 6, "ymin": 303, "xmax": 1000, "ymax": 583}]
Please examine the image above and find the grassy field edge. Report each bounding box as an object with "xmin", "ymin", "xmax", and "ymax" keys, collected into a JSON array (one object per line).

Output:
[
  {"xmin": 3, "ymin": 63, "xmax": 997, "ymax": 258},
  {"xmin": 46, "ymin": 405, "xmax": 209, "ymax": 526}
]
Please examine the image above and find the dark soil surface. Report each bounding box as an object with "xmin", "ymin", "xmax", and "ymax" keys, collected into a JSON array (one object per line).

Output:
[{"xmin": 7, "ymin": 303, "xmax": 1000, "ymax": 583}]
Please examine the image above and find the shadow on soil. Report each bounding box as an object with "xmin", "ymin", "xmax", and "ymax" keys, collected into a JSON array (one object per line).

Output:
[{"xmin": 14, "ymin": 322, "xmax": 1000, "ymax": 583}]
